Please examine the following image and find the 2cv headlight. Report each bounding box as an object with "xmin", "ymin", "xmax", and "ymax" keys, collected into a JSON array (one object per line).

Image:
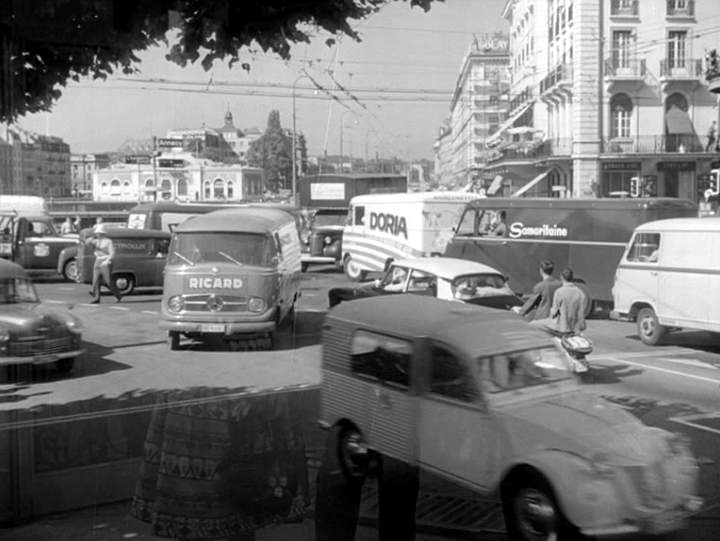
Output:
[
  {"xmin": 65, "ymin": 315, "xmax": 83, "ymax": 334},
  {"xmin": 168, "ymin": 295, "xmax": 185, "ymax": 313}
]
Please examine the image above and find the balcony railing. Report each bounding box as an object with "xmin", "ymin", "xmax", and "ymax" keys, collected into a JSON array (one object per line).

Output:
[
  {"xmin": 659, "ymin": 58, "xmax": 703, "ymax": 79},
  {"xmin": 603, "ymin": 135, "xmax": 704, "ymax": 153},
  {"xmin": 486, "ymin": 138, "xmax": 572, "ymax": 163},
  {"xmin": 540, "ymin": 64, "xmax": 572, "ymax": 94},
  {"xmin": 667, "ymin": 0, "xmax": 694, "ymax": 16},
  {"xmin": 508, "ymin": 87, "xmax": 533, "ymax": 114},
  {"xmin": 611, "ymin": 0, "xmax": 639, "ymax": 16},
  {"xmin": 605, "ymin": 57, "xmax": 646, "ymax": 79}
]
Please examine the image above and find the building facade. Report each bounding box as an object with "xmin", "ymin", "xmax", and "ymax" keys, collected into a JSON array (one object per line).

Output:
[
  {"xmin": 92, "ymin": 151, "xmax": 265, "ymax": 203},
  {"xmin": 20, "ymin": 134, "xmax": 71, "ymax": 197},
  {"xmin": 481, "ymin": 0, "xmax": 720, "ymax": 200},
  {"xmin": 434, "ymin": 35, "xmax": 510, "ymax": 189},
  {"xmin": 71, "ymin": 153, "xmax": 111, "ymax": 194}
]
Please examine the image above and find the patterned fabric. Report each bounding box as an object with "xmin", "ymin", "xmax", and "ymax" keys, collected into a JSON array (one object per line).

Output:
[{"xmin": 131, "ymin": 390, "xmax": 309, "ymax": 540}]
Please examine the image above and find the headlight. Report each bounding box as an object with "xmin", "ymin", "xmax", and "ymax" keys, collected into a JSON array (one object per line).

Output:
[
  {"xmin": 0, "ymin": 328, "xmax": 9, "ymax": 342},
  {"xmin": 66, "ymin": 316, "xmax": 83, "ymax": 334},
  {"xmin": 168, "ymin": 295, "xmax": 185, "ymax": 313},
  {"xmin": 590, "ymin": 452, "xmax": 616, "ymax": 478},
  {"xmin": 324, "ymin": 236, "xmax": 333, "ymax": 245},
  {"xmin": 248, "ymin": 297, "xmax": 266, "ymax": 313}
]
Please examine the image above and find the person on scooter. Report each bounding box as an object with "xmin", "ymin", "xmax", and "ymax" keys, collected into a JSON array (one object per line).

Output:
[
  {"xmin": 512, "ymin": 260, "xmax": 561, "ymax": 321},
  {"xmin": 531, "ymin": 268, "xmax": 587, "ymax": 335}
]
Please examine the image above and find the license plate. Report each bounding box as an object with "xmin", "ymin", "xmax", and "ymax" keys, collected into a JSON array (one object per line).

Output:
[{"xmin": 201, "ymin": 324, "xmax": 225, "ymax": 333}]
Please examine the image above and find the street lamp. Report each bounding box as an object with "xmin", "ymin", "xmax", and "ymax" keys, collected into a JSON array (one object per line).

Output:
[{"xmin": 292, "ymin": 74, "xmax": 312, "ymax": 205}]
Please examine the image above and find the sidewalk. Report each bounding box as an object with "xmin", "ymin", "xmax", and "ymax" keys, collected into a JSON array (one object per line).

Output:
[{"xmin": 0, "ymin": 500, "xmax": 453, "ymax": 541}]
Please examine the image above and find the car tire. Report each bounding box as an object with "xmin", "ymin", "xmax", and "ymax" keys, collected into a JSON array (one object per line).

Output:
[
  {"xmin": 343, "ymin": 256, "xmax": 367, "ymax": 282},
  {"xmin": 112, "ymin": 274, "xmax": 135, "ymax": 295},
  {"xmin": 637, "ymin": 306, "xmax": 666, "ymax": 346},
  {"xmin": 503, "ymin": 473, "xmax": 580, "ymax": 541},
  {"xmin": 56, "ymin": 357, "xmax": 75, "ymax": 374},
  {"xmin": 168, "ymin": 331, "xmax": 181, "ymax": 351},
  {"xmin": 62, "ymin": 258, "xmax": 79, "ymax": 282}
]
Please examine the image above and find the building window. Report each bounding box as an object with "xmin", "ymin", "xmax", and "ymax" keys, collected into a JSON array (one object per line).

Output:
[
  {"xmin": 666, "ymin": 92, "xmax": 688, "ymax": 112},
  {"xmin": 177, "ymin": 178, "xmax": 188, "ymax": 197},
  {"xmin": 612, "ymin": 30, "xmax": 633, "ymax": 69},
  {"xmin": 122, "ymin": 181, "xmax": 131, "ymax": 196},
  {"xmin": 204, "ymin": 181, "xmax": 211, "ymax": 199},
  {"xmin": 160, "ymin": 178, "xmax": 172, "ymax": 200},
  {"xmin": 213, "ymin": 178, "xmax": 225, "ymax": 199},
  {"xmin": 667, "ymin": 31, "xmax": 687, "ymax": 69},
  {"xmin": 610, "ymin": 94, "xmax": 633, "ymax": 138},
  {"xmin": 110, "ymin": 179, "xmax": 121, "ymax": 195},
  {"xmin": 350, "ymin": 330, "xmax": 412, "ymax": 388},
  {"xmin": 602, "ymin": 170, "xmax": 636, "ymax": 196},
  {"xmin": 101, "ymin": 182, "xmax": 109, "ymax": 194},
  {"xmin": 227, "ymin": 180, "xmax": 234, "ymax": 199}
]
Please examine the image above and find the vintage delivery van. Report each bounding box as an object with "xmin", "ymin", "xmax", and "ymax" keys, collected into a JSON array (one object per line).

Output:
[
  {"xmin": 160, "ymin": 208, "xmax": 301, "ymax": 350},
  {"xmin": 611, "ymin": 217, "xmax": 720, "ymax": 345},
  {"xmin": 444, "ymin": 197, "xmax": 698, "ymax": 315},
  {"xmin": 320, "ymin": 295, "xmax": 702, "ymax": 540},
  {"xmin": 341, "ymin": 192, "xmax": 481, "ymax": 280}
]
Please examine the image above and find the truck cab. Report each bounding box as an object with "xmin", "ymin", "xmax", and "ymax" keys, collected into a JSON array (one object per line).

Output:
[{"xmin": 0, "ymin": 213, "xmax": 78, "ymax": 275}]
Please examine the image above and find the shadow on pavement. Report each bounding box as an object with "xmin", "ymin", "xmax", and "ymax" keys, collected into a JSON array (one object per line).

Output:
[
  {"xmin": 0, "ymin": 340, "xmax": 130, "ymax": 385},
  {"xmin": 624, "ymin": 330, "xmax": 720, "ymax": 354}
]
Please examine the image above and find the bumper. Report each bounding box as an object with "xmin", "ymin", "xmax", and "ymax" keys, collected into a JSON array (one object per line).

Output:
[
  {"xmin": 609, "ymin": 310, "xmax": 631, "ymax": 321},
  {"xmin": 0, "ymin": 348, "xmax": 84, "ymax": 367},
  {"xmin": 581, "ymin": 496, "xmax": 704, "ymax": 537},
  {"xmin": 301, "ymin": 255, "xmax": 339, "ymax": 264},
  {"xmin": 160, "ymin": 320, "xmax": 277, "ymax": 335}
]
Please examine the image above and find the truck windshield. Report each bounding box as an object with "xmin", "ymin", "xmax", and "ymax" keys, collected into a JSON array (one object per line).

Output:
[
  {"xmin": 167, "ymin": 233, "xmax": 277, "ymax": 267},
  {"xmin": 475, "ymin": 347, "xmax": 571, "ymax": 393},
  {"xmin": 0, "ymin": 278, "xmax": 39, "ymax": 304},
  {"xmin": 312, "ymin": 211, "xmax": 347, "ymax": 227}
]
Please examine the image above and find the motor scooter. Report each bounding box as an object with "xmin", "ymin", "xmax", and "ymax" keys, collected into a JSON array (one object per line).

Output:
[{"xmin": 551, "ymin": 330, "xmax": 593, "ymax": 376}]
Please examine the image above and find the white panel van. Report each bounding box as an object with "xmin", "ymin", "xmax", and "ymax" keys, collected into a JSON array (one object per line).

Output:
[{"xmin": 611, "ymin": 217, "xmax": 720, "ymax": 345}]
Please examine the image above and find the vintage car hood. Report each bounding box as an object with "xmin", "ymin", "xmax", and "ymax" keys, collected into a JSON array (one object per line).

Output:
[
  {"xmin": 498, "ymin": 390, "xmax": 663, "ymax": 466},
  {"xmin": 0, "ymin": 303, "xmax": 72, "ymax": 337}
]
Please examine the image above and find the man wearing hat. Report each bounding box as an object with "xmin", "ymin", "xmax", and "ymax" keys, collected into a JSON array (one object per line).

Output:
[{"xmin": 87, "ymin": 224, "xmax": 122, "ymax": 303}]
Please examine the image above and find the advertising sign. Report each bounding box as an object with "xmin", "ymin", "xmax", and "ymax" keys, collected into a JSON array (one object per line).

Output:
[
  {"xmin": 156, "ymin": 138, "xmax": 183, "ymax": 149},
  {"xmin": 310, "ymin": 183, "xmax": 345, "ymax": 201}
]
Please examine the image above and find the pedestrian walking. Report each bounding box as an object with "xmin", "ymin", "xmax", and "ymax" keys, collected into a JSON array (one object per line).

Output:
[
  {"xmin": 706, "ymin": 121, "xmax": 717, "ymax": 152},
  {"xmin": 531, "ymin": 268, "xmax": 587, "ymax": 334},
  {"xmin": 86, "ymin": 224, "xmax": 122, "ymax": 303}
]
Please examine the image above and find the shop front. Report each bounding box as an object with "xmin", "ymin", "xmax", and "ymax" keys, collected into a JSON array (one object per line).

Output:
[{"xmin": 656, "ymin": 160, "xmax": 696, "ymax": 200}]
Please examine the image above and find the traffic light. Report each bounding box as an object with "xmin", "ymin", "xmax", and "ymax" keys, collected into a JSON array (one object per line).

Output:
[
  {"xmin": 708, "ymin": 169, "xmax": 720, "ymax": 198},
  {"xmin": 629, "ymin": 176, "xmax": 640, "ymax": 198}
]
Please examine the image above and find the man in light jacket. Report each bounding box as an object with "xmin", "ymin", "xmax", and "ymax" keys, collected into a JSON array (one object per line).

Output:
[
  {"xmin": 531, "ymin": 268, "xmax": 587, "ymax": 334},
  {"xmin": 87, "ymin": 224, "xmax": 122, "ymax": 303}
]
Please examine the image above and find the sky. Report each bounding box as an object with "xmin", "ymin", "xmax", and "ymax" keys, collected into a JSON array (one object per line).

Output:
[{"xmin": 20, "ymin": 0, "xmax": 508, "ymax": 162}]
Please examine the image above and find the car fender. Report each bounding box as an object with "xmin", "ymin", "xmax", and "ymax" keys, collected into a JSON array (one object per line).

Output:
[
  {"xmin": 504, "ymin": 449, "xmax": 626, "ymax": 531},
  {"xmin": 57, "ymin": 245, "xmax": 77, "ymax": 273}
]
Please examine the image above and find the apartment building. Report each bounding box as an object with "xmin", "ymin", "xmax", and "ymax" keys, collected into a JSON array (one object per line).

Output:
[
  {"xmin": 71, "ymin": 153, "xmax": 111, "ymax": 193},
  {"xmin": 434, "ymin": 34, "xmax": 510, "ymax": 189},
  {"xmin": 483, "ymin": 0, "xmax": 720, "ymax": 200}
]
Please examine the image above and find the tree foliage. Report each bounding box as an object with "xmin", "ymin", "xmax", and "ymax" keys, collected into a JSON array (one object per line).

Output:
[
  {"xmin": 246, "ymin": 110, "xmax": 292, "ymax": 191},
  {"xmin": 0, "ymin": 0, "xmax": 439, "ymax": 122}
]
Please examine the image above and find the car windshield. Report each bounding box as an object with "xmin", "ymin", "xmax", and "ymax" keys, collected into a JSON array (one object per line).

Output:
[
  {"xmin": 452, "ymin": 273, "xmax": 512, "ymax": 299},
  {"xmin": 0, "ymin": 278, "xmax": 39, "ymax": 304},
  {"xmin": 167, "ymin": 232, "xmax": 277, "ymax": 266},
  {"xmin": 312, "ymin": 212, "xmax": 347, "ymax": 227},
  {"xmin": 475, "ymin": 347, "xmax": 572, "ymax": 393}
]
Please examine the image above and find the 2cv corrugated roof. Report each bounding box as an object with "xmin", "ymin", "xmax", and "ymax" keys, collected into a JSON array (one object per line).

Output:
[
  {"xmin": 173, "ymin": 207, "xmax": 296, "ymax": 234},
  {"xmin": 326, "ymin": 295, "xmax": 553, "ymax": 358}
]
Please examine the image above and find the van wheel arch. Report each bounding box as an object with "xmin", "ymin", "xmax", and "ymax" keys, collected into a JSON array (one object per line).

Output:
[{"xmin": 112, "ymin": 273, "xmax": 136, "ymax": 295}]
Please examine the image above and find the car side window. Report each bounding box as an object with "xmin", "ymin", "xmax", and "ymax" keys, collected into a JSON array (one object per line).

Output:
[
  {"xmin": 350, "ymin": 330, "xmax": 411, "ymax": 388},
  {"xmin": 430, "ymin": 345, "xmax": 476, "ymax": 402},
  {"xmin": 354, "ymin": 205, "xmax": 365, "ymax": 226},
  {"xmin": 407, "ymin": 270, "xmax": 437, "ymax": 296},
  {"xmin": 627, "ymin": 233, "xmax": 660, "ymax": 263}
]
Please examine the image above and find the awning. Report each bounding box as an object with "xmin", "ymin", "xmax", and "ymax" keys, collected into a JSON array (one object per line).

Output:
[
  {"xmin": 511, "ymin": 169, "xmax": 552, "ymax": 197},
  {"xmin": 665, "ymin": 106, "xmax": 694, "ymax": 134},
  {"xmin": 485, "ymin": 101, "xmax": 534, "ymax": 147},
  {"xmin": 487, "ymin": 175, "xmax": 504, "ymax": 195}
]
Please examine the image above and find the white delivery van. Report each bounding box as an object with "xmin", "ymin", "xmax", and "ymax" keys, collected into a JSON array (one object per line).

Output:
[
  {"xmin": 341, "ymin": 192, "xmax": 481, "ymax": 280},
  {"xmin": 611, "ymin": 217, "xmax": 720, "ymax": 345}
]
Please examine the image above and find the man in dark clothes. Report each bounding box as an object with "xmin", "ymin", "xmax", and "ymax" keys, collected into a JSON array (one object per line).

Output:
[{"xmin": 513, "ymin": 260, "xmax": 562, "ymax": 321}]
